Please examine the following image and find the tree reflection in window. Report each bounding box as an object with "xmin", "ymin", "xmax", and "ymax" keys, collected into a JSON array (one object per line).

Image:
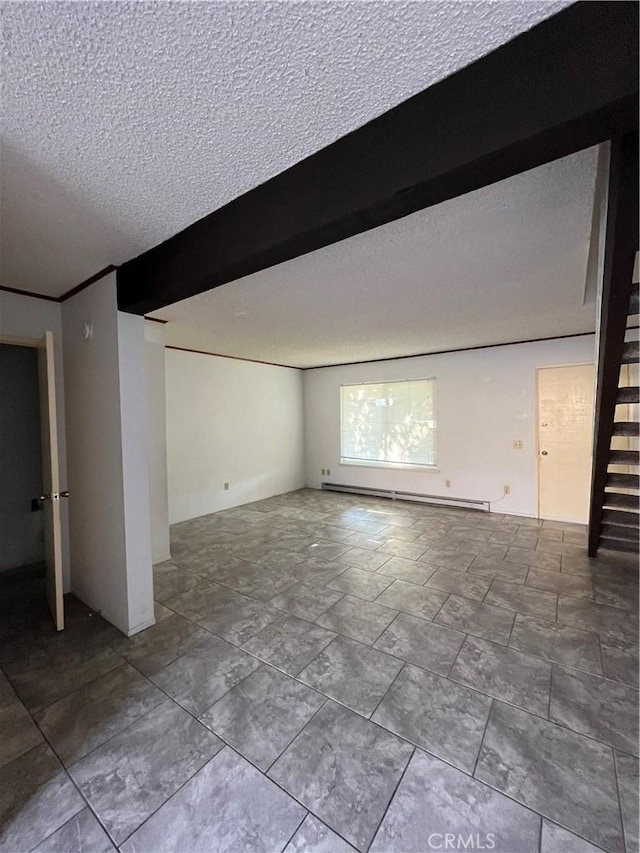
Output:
[{"xmin": 340, "ymin": 379, "xmax": 436, "ymax": 467}]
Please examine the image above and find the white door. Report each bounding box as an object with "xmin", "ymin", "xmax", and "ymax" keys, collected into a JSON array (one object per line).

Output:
[
  {"xmin": 38, "ymin": 331, "xmax": 64, "ymax": 630},
  {"xmin": 537, "ymin": 364, "xmax": 595, "ymax": 523}
]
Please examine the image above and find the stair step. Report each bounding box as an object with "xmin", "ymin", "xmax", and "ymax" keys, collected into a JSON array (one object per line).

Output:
[
  {"xmin": 609, "ymin": 449, "xmax": 640, "ymax": 466},
  {"xmin": 621, "ymin": 340, "xmax": 639, "ymax": 363},
  {"xmin": 599, "ymin": 536, "xmax": 639, "ymax": 554},
  {"xmin": 612, "ymin": 421, "xmax": 640, "ymax": 437},
  {"xmin": 617, "ymin": 387, "xmax": 640, "ymax": 404},
  {"xmin": 602, "ymin": 509, "xmax": 639, "ymax": 527},
  {"xmin": 630, "ymin": 283, "xmax": 639, "ymax": 315},
  {"xmin": 606, "ymin": 472, "xmax": 640, "ymax": 489},
  {"xmin": 601, "ymin": 523, "xmax": 639, "ymax": 542},
  {"xmin": 603, "ymin": 491, "xmax": 640, "ymax": 510}
]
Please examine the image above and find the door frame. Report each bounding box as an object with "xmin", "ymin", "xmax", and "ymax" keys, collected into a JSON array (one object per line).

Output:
[
  {"xmin": 0, "ymin": 332, "xmax": 65, "ymax": 628},
  {"xmin": 535, "ymin": 361, "xmax": 596, "ymax": 523},
  {"xmin": 0, "ymin": 334, "xmax": 42, "ymax": 349}
]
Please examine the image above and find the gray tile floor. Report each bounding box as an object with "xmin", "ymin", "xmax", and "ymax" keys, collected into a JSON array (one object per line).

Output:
[{"xmin": 1, "ymin": 489, "xmax": 638, "ymax": 853}]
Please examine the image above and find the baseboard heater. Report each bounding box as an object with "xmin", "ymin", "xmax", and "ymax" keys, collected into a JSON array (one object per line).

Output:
[{"xmin": 321, "ymin": 482, "xmax": 489, "ymax": 512}]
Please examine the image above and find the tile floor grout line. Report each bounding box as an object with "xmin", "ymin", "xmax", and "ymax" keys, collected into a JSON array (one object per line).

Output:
[
  {"xmin": 5, "ymin": 652, "xmax": 127, "ymax": 723},
  {"xmin": 263, "ymin": 697, "xmax": 330, "ymax": 776},
  {"xmin": 44, "ymin": 669, "xmax": 169, "ymax": 761},
  {"xmin": 443, "ymin": 631, "xmax": 469, "ymax": 679},
  {"xmin": 392, "ymin": 726, "xmax": 618, "ymax": 853},
  {"xmin": 276, "ymin": 809, "xmax": 310, "ymax": 853},
  {"xmin": 173, "ymin": 691, "xmax": 322, "ymax": 795},
  {"xmin": 364, "ymin": 745, "xmax": 417, "ymax": 853},
  {"xmin": 195, "ymin": 656, "xmax": 281, "ymax": 719},
  {"xmin": 547, "ymin": 662, "xmax": 555, "ymax": 722},
  {"xmin": 504, "ymin": 607, "xmax": 518, "ymax": 648},
  {"xmin": 156, "ymin": 595, "xmax": 342, "ymax": 685},
  {"xmin": 366, "ymin": 662, "xmax": 407, "ymax": 722},
  {"xmin": 365, "ymin": 608, "xmax": 404, "ymax": 649},
  {"xmin": 596, "ymin": 631, "xmax": 607, "ymax": 682},
  {"xmin": 233, "ymin": 699, "xmax": 427, "ymax": 853},
  {"xmin": 496, "ymin": 674, "xmax": 639, "ymax": 760},
  {"xmin": 612, "ymin": 749, "xmax": 631, "ymax": 853},
  {"xmin": 119, "ymin": 618, "xmax": 216, "ymax": 672},
  {"xmin": 444, "ymin": 661, "xmax": 554, "ymax": 725},
  {"xmin": 112, "ymin": 741, "xmax": 238, "ymax": 849},
  {"xmin": 427, "ymin": 590, "xmax": 453, "ymax": 623},
  {"xmin": 71, "ymin": 783, "xmax": 120, "ymax": 852},
  {"xmin": 54, "ymin": 665, "xmax": 197, "ymax": 769},
  {"xmin": 471, "ymin": 696, "xmax": 494, "ymax": 778},
  {"xmin": 271, "ymin": 590, "xmax": 348, "ymax": 624},
  {"xmin": 0, "ymin": 644, "xmax": 107, "ymax": 721},
  {"xmin": 474, "ymin": 742, "xmax": 626, "ymax": 853},
  {"xmin": 506, "ymin": 618, "xmax": 608, "ymax": 678},
  {"xmin": 0, "ymin": 670, "xmax": 118, "ymax": 851},
  {"xmin": 537, "ymin": 814, "xmax": 544, "ymax": 853},
  {"xmin": 24, "ymin": 805, "xmax": 109, "ymax": 853}
]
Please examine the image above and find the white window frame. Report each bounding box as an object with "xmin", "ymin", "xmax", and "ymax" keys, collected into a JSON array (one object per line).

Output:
[{"xmin": 339, "ymin": 377, "xmax": 438, "ymax": 471}]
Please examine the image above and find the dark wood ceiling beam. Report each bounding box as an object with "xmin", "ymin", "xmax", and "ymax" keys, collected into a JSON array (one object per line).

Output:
[{"xmin": 117, "ymin": 1, "xmax": 639, "ymax": 316}]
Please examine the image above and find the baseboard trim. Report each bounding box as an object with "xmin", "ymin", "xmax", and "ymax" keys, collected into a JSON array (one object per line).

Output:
[
  {"xmin": 537, "ymin": 514, "xmax": 588, "ymax": 525},
  {"xmin": 321, "ymin": 481, "xmax": 489, "ymax": 512}
]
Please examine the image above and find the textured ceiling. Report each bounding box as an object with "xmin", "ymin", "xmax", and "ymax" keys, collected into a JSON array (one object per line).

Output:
[
  {"xmin": 152, "ymin": 147, "xmax": 599, "ymax": 368},
  {"xmin": 1, "ymin": 0, "xmax": 572, "ymax": 296}
]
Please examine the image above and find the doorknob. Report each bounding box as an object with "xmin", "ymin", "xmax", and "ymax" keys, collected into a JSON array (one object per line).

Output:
[
  {"xmin": 59, "ymin": 491, "xmax": 70, "ymax": 498},
  {"xmin": 39, "ymin": 493, "xmax": 52, "ymax": 501},
  {"xmin": 39, "ymin": 492, "xmax": 70, "ymax": 500},
  {"xmin": 540, "ymin": 450, "xmax": 548, "ymax": 456}
]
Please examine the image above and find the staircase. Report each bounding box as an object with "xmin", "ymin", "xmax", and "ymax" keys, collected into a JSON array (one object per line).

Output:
[
  {"xmin": 588, "ymin": 132, "xmax": 638, "ymax": 558},
  {"xmin": 599, "ymin": 283, "xmax": 639, "ymax": 553}
]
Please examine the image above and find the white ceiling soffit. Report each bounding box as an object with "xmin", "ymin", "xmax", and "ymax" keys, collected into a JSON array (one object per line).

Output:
[
  {"xmin": 152, "ymin": 147, "xmax": 599, "ymax": 369},
  {"xmin": 0, "ymin": 0, "xmax": 572, "ymax": 297}
]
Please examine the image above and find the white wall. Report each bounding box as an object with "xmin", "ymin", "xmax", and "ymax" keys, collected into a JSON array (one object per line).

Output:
[
  {"xmin": 0, "ymin": 291, "xmax": 71, "ymax": 590},
  {"xmin": 62, "ymin": 273, "xmax": 154, "ymax": 635},
  {"xmin": 0, "ymin": 345, "xmax": 45, "ymax": 570},
  {"xmin": 304, "ymin": 335, "xmax": 596, "ymax": 518},
  {"xmin": 166, "ymin": 348, "xmax": 305, "ymax": 523},
  {"xmin": 145, "ymin": 321, "xmax": 171, "ymax": 563},
  {"xmin": 118, "ymin": 312, "xmax": 155, "ymax": 631}
]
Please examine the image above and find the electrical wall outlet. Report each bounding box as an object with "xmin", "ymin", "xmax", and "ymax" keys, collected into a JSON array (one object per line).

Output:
[
  {"xmin": 503, "ymin": 485, "xmax": 511, "ymax": 495},
  {"xmin": 512, "ymin": 440, "xmax": 524, "ymax": 450},
  {"xmin": 224, "ymin": 482, "xmax": 229, "ymax": 491},
  {"xmin": 445, "ymin": 479, "xmax": 451, "ymax": 488}
]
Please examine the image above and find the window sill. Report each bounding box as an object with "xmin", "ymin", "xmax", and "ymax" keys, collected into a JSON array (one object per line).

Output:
[{"xmin": 339, "ymin": 460, "xmax": 440, "ymax": 473}]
